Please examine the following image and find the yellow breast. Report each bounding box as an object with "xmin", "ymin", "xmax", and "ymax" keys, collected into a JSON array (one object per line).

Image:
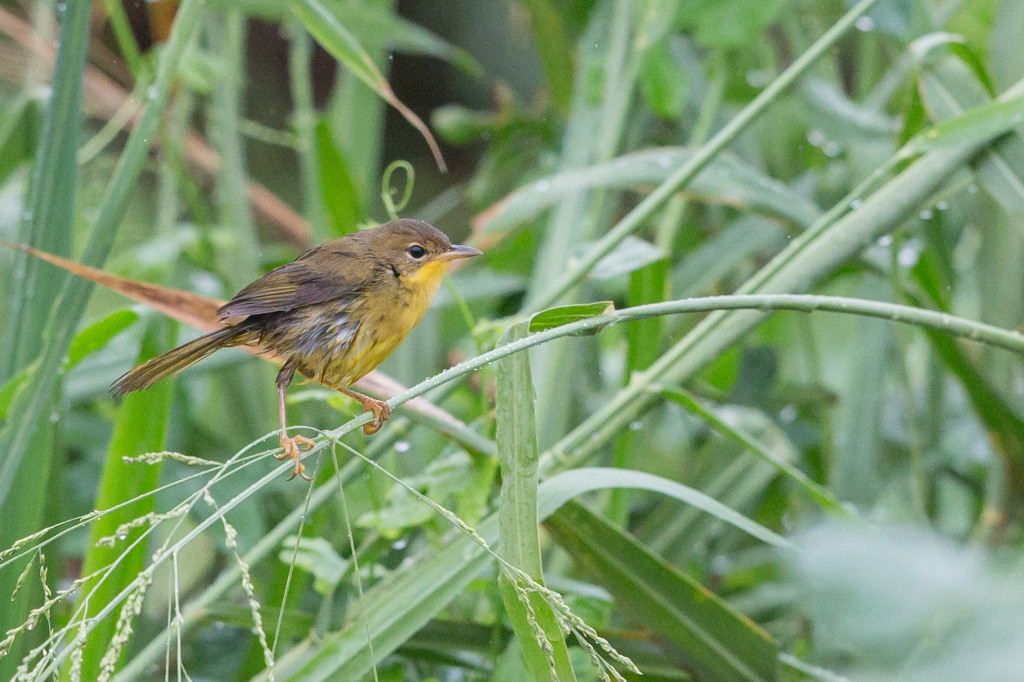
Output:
[
  {"xmin": 397, "ymin": 259, "xmax": 450, "ymax": 325},
  {"xmin": 326, "ymin": 259, "xmax": 451, "ymax": 386}
]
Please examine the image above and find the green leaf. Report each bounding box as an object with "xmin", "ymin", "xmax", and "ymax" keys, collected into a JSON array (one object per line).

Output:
[
  {"xmin": 268, "ymin": 467, "xmax": 785, "ymax": 680},
  {"xmin": 520, "ymin": 0, "xmax": 574, "ymax": 113},
  {"xmin": 65, "ymin": 309, "xmax": 139, "ymax": 369},
  {"xmin": 640, "ymin": 39, "xmax": 690, "ymax": 119},
  {"xmin": 315, "ymin": 119, "xmax": 361, "ymax": 236},
  {"xmin": 72, "ymin": 320, "xmax": 174, "ymax": 680},
  {"xmin": 902, "ymin": 93, "xmax": 1024, "ymax": 157},
  {"xmin": 919, "ymin": 55, "xmax": 1024, "ymax": 217},
  {"xmin": 829, "ymin": 277, "xmax": 891, "ymax": 505},
  {"xmin": 627, "ymin": 260, "xmax": 670, "ymax": 373},
  {"xmin": 609, "ymin": 258, "xmax": 670, "ymax": 522},
  {"xmin": 921, "ymin": 318, "xmax": 1024, "ymax": 498},
  {"xmin": 0, "ymin": 366, "xmax": 32, "ymax": 421},
  {"xmin": 0, "ymin": 0, "xmax": 92, "ymax": 672},
  {"xmin": 0, "ymin": 92, "xmax": 38, "ymax": 187},
  {"xmin": 678, "ymin": 0, "xmax": 788, "ymax": 49},
  {"xmin": 496, "ymin": 322, "xmax": 577, "ymax": 681},
  {"xmin": 291, "ymin": 0, "xmax": 446, "ymax": 170},
  {"xmin": 538, "ymin": 469, "xmax": 790, "ymax": 548},
  {"xmin": 528, "ymin": 302, "xmax": 615, "ymax": 334},
  {"xmin": 278, "ymin": 536, "xmax": 347, "ymax": 594},
  {"xmin": 658, "ymin": 387, "xmax": 843, "ymax": 512},
  {"xmin": 356, "ymin": 491, "xmax": 434, "ymax": 535},
  {"xmin": 546, "ymin": 501, "xmax": 779, "ymax": 682},
  {"xmin": 290, "ymin": 0, "xmax": 382, "ymax": 90},
  {"xmin": 213, "ymin": 0, "xmax": 482, "ymax": 74},
  {"xmin": 589, "ymin": 236, "xmax": 666, "ymax": 281},
  {"xmin": 0, "ymin": 310, "xmax": 138, "ymax": 420},
  {"xmin": 320, "ymin": 0, "xmax": 482, "ymax": 76},
  {"xmin": 477, "ymin": 147, "xmax": 823, "ymax": 236}
]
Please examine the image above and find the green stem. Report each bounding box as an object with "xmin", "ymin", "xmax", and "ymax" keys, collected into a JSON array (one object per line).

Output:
[
  {"xmin": 382, "ymin": 293, "xmax": 1024, "ymax": 430},
  {"xmin": 36, "ymin": 290, "xmax": 1024, "ymax": 677},
  {"xmin": 212, "ymin": 8, "xmax": 260, "ymax": 289},
  {"xmin": 525, "ymin": 0, "xmax": 885, "ymax": 314},
  {"xmin": 288, "ymin": 19, "xmax": 328, "ymax": 242}
]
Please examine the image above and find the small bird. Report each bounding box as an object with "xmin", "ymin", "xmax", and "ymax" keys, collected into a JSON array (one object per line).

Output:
[{"xmin": 111, "ymin": 219, "xmax": 482, "ymax": 480}]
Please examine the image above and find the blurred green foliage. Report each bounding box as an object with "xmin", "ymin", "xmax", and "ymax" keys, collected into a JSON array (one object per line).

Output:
[{"xmin": 2, "ymin": 0, "xmax": 1024, "ymax": 680}]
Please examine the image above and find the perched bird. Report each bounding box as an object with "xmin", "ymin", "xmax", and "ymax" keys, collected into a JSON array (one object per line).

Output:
[{"xmin": 111, "ymin": 219, "xmax": 482, "ymax": 480}]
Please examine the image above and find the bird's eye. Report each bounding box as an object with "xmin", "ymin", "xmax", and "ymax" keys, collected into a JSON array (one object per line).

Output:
[{"xmin": 407, "ymin": 244, "xmax": 426, "ymax": 259}]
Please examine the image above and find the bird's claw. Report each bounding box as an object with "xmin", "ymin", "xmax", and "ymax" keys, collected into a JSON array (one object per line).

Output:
[
  {"xmin": 362, "ymin": 400, "xmax": 391, "ymax": 435},
  {"xmin": 278, "ymin": 434, "xmax": 316, "ymax": 481}
]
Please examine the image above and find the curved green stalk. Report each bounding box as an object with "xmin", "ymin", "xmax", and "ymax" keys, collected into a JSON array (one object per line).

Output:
[{"xmin": 53, "ymin": 290, "xmax": 1024, "ymax": 678}]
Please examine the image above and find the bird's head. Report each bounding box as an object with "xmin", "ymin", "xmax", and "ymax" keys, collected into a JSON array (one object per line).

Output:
[{"xmin": 368, "ymin": 219, "xmax": 482, "ymax": 284}]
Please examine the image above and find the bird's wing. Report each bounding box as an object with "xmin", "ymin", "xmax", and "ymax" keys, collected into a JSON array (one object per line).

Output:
[{"xmin": 216, "ymin": 250, "xmax": 365, "ymax": 319}]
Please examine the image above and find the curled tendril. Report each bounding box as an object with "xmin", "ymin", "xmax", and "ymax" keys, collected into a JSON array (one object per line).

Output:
[{"xmin": 380, "ymin": 160, "xmax": 415, "ymax": 220}]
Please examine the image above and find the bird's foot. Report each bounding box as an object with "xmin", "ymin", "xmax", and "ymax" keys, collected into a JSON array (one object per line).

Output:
[
  {"xmin": 361, "ymin": 398, "xmax": 391, "ymax": 435},
  {"xmin": 331, "ymin": 386, "xmax": 393, "ymax": 435},
  {"xmin": 277, "ymin": 433, "xmax": 316, "ymax": 481}
]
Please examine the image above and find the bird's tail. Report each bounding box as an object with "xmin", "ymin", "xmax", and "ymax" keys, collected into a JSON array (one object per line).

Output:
[{"xmin": 111, "ymin": 325, "xmax": 255, "ymax": 396}]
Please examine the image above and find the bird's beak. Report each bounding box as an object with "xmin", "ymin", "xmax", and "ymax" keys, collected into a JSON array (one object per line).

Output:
[{"xmin": 437, "ymin": 244, "xmax": 483, "ymax": 261}]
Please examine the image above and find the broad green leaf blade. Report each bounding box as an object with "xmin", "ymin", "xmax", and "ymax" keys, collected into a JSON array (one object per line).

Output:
[
  {"xmin": 921, "ymin": 323, "xmax": 1024, "ymax": 497},
  {"xmin": 0, "ymin": 366, "xmax": 32, "ymax": 420},
  {"xmin": 627, "ymin": 260, "xmax": 669, "ymax": 373},
  {"xmin": 609, "ymin": 258, "xmax": 669, "ymax": 523},
  {"xmin": 520, "ymin": 0, "xmax": 574, "ymax": 113},
  {"xmin": 71, "ymin": 321, "xmax": 174, "ymax": 680},
  {"xmin": 277, "ymin": 536, "xmax": 347, "ymax": 594},
  {"xmin": 476, "ymin": 147, "xmax": 823, "ymax": 236},
  {"xmin": 0, "ymin": 91, "xmax": 38, "ymax": 188},
  {"xmin": 0, "ymin": 0, "xmax": 92, "ymax": 674},
  {"xmin": 529, "ymin": 302, "xmax": 615, "ymax": 333},
  {"xmin": 546, "ymin": 501, "xmax": 779, "ymax": 682},
  {"xmin": 315, "ymin": 119, "xmax": 361, "ymax": 236},
  {"xmin": 290, "ymin": 0, "xmax": 381, "ymax": 87},
  {"xmin": 496, "ymin": 321, "xmax": 576, "ymax": 681}
]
